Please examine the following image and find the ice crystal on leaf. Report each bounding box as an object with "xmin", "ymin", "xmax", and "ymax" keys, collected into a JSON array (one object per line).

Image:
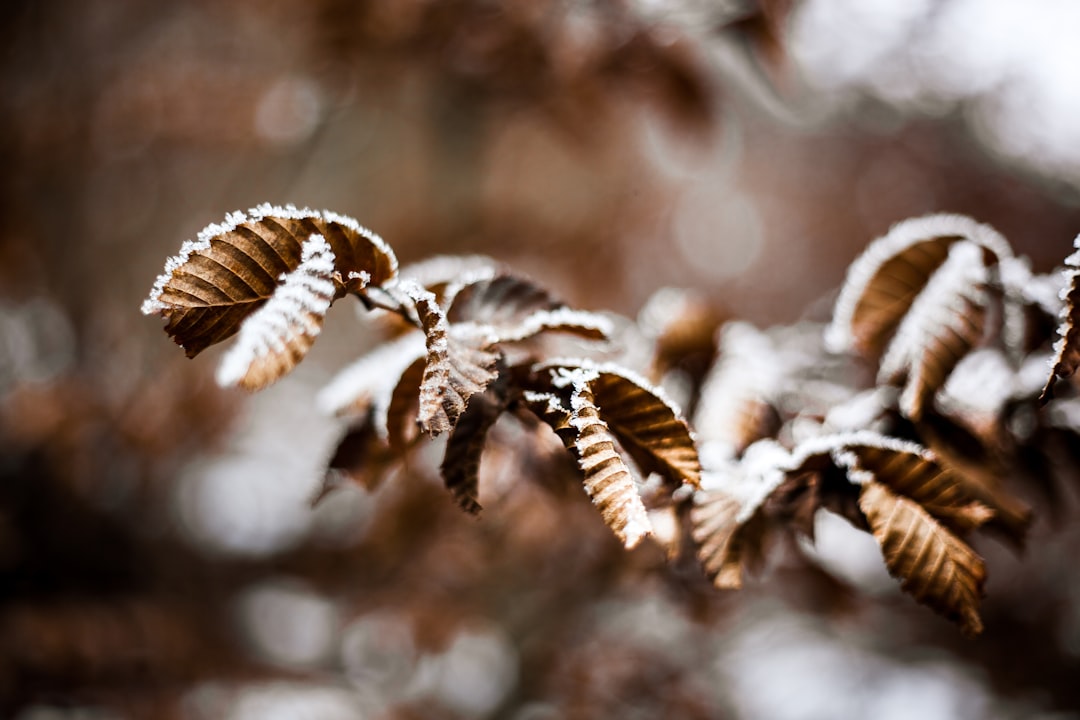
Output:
[{"xmin": 216, "ymin": 234, "xmax": 338, "ymax": 390}]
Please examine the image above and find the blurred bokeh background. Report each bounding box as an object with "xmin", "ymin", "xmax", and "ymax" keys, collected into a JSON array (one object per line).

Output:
[{"xmin": 4, "ymin": 0, "xmax": 1080, "ymax": 717}]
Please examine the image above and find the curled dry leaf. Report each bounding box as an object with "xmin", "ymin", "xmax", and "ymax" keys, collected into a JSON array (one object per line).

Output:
[
  {"xmin": 636, "ymin": 287, "xmax": 724, "ymax": 391},
  {"xmin": 319, "ymin": 407, "xmax": 403, "ymax": 499},
  {"xmin": 399, "ymin": 254, "xmax": 502, "ymax": 299},
  {"xmin": 590, "ymin": 367, "xmax": 701, "ymax": 489},
  {"xmin": 996, "ymin": 256, "xmax": 1063, "ymax": 360},
  {"xmin": 215, "ymin": 234, "xmax": 338, "ymax": 391},
  {"xmin": 486, "ymin": 307, "xmax": 614, "ymax": 344},
  {"xmin": 1041, "ymin": 238, "xmax": 1080, "ymax": 403},
  {"xmin": 445, "ymin": 273, "xmax": 561, "ymax": 327},
  {"xmin": 523, "ymin": 385, "xmax": 653, "ymax": 549},
  {"xmin": 316, "ymin": 327, "xmax": 440, "ymax": 470},
  {"xmin": 444, "ymin": 272, "xmax": 613, "ymax": 346},
  {"xmin": 440, "ymin": 390, "xmax": 508, "ymax": 514},
  {"xmin": 826, "ymin": 214, "xmax": 1009, "ymax": 361},
  {"xmin": 690, "ymin": 431, "xmax": 998, "ymax": 621},
  {"xmin": 369, "ymin": 255, "xmax": 501, "ymax": 336},
  {"xmin": 691, "ymin": 489, "xmax": 752, "ymax": 589},
  {"xmin": 407, "ymin": 283, "xmax": 501, "ymax": 437},
  {"xmin": 385, "ymin": 356, "xmax": 428, "ymax": 452},
  {"xmin": 877, "ymin": 242, "xmax": 992, "ymax": 421},
  {"xmin": 142, "ymin": 203, "xmax": 397, "ymax": 357},
  {"xmin": 691, "ymin": 439, "xmax": 792, "ymax": 589},
  {"xmin": 858, "ymin": 481, "xmax": 987, "ymax": 636},
  {"xmin": 935, "ymin": 348, "xmax": 1016, "ymax": 440},
  {"xmin": 832, "ymin": 439, "xmax": 994, "ymax": 535},
  {"xmin": 538, "ymin": 361, "xmax": 701, "ymax": 488}
]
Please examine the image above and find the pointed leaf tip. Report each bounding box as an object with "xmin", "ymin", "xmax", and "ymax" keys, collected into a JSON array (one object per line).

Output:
[{"xmin": 859, "ymin": 481, "xmax": 986, "ymax": 635}]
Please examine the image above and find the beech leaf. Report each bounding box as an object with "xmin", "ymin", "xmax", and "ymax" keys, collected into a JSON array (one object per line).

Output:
[
  {"xmin": 142, "ymin": 203, "xmax": 397, "ymax": 357},
  {"xmin": 215, "ymin": 234, "xmax": 338, "ymax": 390},
  {"xmin": 445, "ymin": 273, "xmax": 562, "ymax": 326},
  {"xmin": 385, "ymin": 356, "xmax": 428, "ymax": 452},
  {"xmin": 407, "ymin": 283, "xmax": 500, "ymax": 437},
  {"xmin": 691, "ymin": 488, "xmax": 753, "ymax": 589},
  {"xmin": 858, "ymin": 481, "xmax": 987, "ymax": 635},
  {"xmin": 320, "ymin": 408, "xmax": 402, "ymax": 497},
  {"xmin": 484, "ymin": 308, "xmax": 614, "ymax": 344},
  {"xmin": 539, "ymin": 361, "xmax": 701, "ymax": 488},
  {"xmin": 877, "ymin": 242, "xmax": 992, "ymax": 421},
  {"xmin": 523, "ymin": 382, "xmax": 654, "ymax": 549},
  {"xmin": 440, "ymin": 390, "xmax": 507, "ymax": 514},
  {"xmin": 830, "ymin": 437, "xmax": 995, "ymax": 535},
  {"xmin": 443, "ymin": 272, "xmax": 613, "ymax": 345},
  {"xmin": 826, "ymin": 214, "xmax": 1010, "ymax": 360},
  {"xmin": 636, "ymin": 287, "xmax": 724, "ymax": 382},
  {"xmin": 691, "ymin": 440, "xmax": 792, "ymax": 588},
  {"xmin": 1041, "ymin": 238, "xmax": 1080, "ymax": 403},
  {"xmin": 398, "ymin": 255, "xmax": 504, "ymax": 304},
  {"xmin": 316, "ymin": 331, "xmax": 427, "ymax": 419},
  {"xmin": 920, "ymin": 420, "xmax": 1033, "ymax": 544}
]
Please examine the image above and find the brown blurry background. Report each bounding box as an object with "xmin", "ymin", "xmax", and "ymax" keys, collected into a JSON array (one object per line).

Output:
[{"xmin": 3, "ymin": 1, "xmax": 1080, "ymax": 718}]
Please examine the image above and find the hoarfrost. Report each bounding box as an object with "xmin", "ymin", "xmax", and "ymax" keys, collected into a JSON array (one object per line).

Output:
[{"xmin": 216, "ymin": 234, "xmax": 336, "ymax": 388}]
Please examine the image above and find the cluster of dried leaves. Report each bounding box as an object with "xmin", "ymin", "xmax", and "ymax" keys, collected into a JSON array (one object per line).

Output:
[{"xmin": 144, "ymin": 207, "xmax": 1080, "ymax": 636}]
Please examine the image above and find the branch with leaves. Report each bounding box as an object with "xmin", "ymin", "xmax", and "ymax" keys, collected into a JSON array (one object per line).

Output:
[{"xmin": 144, "ymin": 206, "xmax": 1080, "ymax": 635}]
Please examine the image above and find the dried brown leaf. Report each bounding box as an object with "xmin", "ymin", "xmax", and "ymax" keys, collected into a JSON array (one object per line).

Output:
[
  {"xmin": 400, "ymin": 255, "xmax": 502, "ymax": 300},
  {"xmin": 920, "ymin": 416, "xmax": 1033, "ymax": 544},
  {"xmin": 689, "ymin": 439, "xmax": 795, "ymax": 588},
  {"xmin": 214, "ymin": 234, "xmax": 338, "ymax": 390},
  {"xmin": 877, "ymin": 242, "xmax": 992, "ymax": 421},
  {"xmin": 523, "ymin": 385, "xmax": 653, "ymax": 549},
  {"xmin": 408, "ymin": 284, "xmax": 500, "ymax": 437},
  {"xmin": 837, "ymin": 442, "xmax": 994, "ymax": 535},
  {"xmin": 538, "ymin": 362, "xmax": 701, "ymax": 489},
  {"xmin": 691, "ymin": 489, "xmax": 749, "ymax": 589},
  {"xmin": 637, "ymin": 287, "xmax": 725, "ymax": 387},
  {"xmin": 142, "ymin": 204, "xmax": 397, "ymax": 357},
  {"xmin": 320, "ymin": 408, "xmax": 404, "ymax": 498},
  {"xmin": 589, "ymin": 368, "xmax": 702, "ymax": 489},
  {"xmin": 691, "ymin": 488, "xmax": 773, "ymax": 589},
  {"xmin": 446, "ymin": 273, "xmax": 561, "ymax": 326},
  {"xmin": 1041, "ymin": 242, "xmax": 1080, "ymax": 403},
  {"xmin": 317, "ymin": 331, "xmax": 427, "ymax": 418},
  {"xmin": 445, "ymin": 272, "xmax": 613, "ymax": 345},
  {"xmin": 830, "ymin": 238, "xmax": 959, "ymax": 359},
  {"xmin": 827, "ymin": 214, "xmax": 1009, "ymax": 361},
  {"xmin": 485, "ymin": 308, "xmax": 614, "ymax": 344},
  {"xmin": 386, "ymin": 356, "xmax": 427, "ymax": 452},
  {"xmin": 858, "ymin": 481, "xmax": 986, "ymax": 635},
  {"xmin": 440, "ymin": 391, "xmax": 507, "ymax": 514}
]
